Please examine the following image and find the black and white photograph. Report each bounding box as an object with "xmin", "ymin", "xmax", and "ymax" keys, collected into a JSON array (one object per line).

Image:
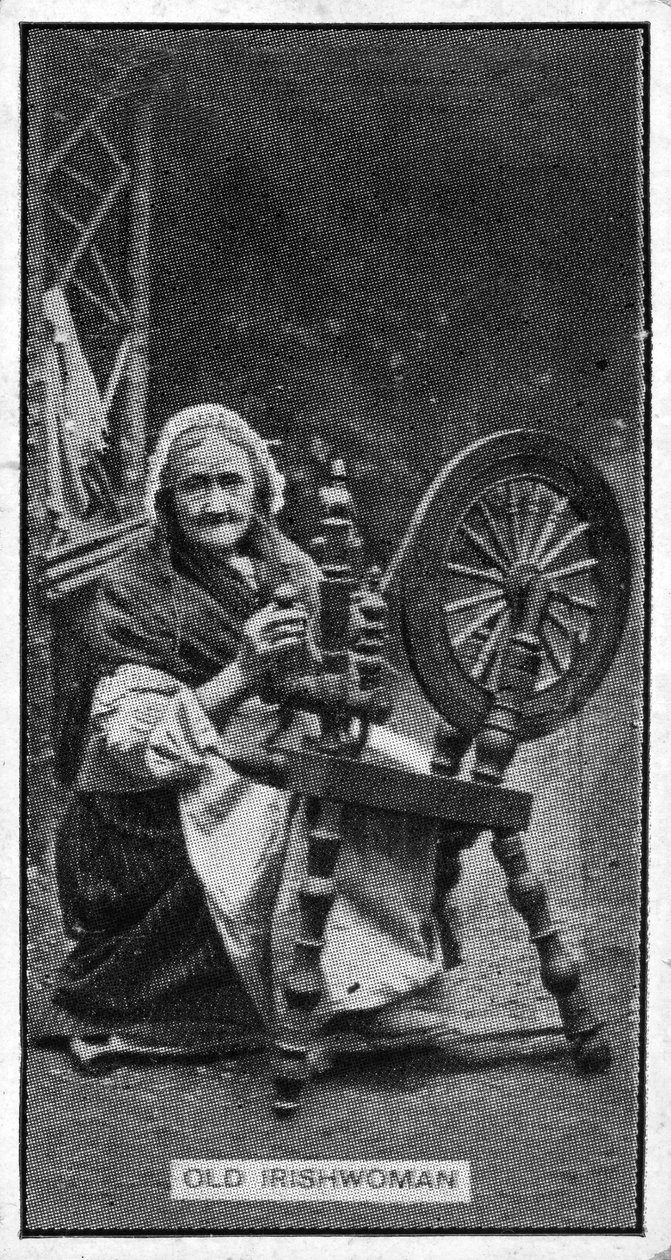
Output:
[{"xmin": 16, "ymin": 17, "xmax": 650, "ymax": 1239}]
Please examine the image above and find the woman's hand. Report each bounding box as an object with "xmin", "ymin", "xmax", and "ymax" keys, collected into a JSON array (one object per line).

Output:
[
  {"xmin": 196, "ymin": 599, "xmax": 308, "ymax": 726},
  {"xmin": 237, "ymin": 602, "xmax": 309, "ymax": 691}
]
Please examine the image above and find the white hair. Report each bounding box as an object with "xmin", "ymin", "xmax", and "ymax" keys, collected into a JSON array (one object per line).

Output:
[{"xmin": 144, "ymin": 404, "xmax": 285, "ymax": 521}]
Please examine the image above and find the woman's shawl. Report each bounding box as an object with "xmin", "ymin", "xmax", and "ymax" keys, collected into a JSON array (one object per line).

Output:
[{"xmin": 56, "ymin": 526, "xmax": 320, "ymax": 784}]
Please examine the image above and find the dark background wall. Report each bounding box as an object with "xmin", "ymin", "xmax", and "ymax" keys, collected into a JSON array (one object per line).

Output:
[{"xmin": 34, "ymin": 24, "xmax": 645, "ymax": 562}]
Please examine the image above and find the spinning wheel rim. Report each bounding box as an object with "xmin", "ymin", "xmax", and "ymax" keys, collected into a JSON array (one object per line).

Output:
[{"xmin": 399, "ymin": 429, "xmax": 631, "ymax": 741}]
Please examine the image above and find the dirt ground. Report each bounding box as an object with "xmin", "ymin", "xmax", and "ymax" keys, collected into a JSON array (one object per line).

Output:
[
  {"xmin": 25, "ymin": 1022, "xmax": 638, "ymax": 1234},
  {"xmin": 23, "ymin": 625, "xmax": 643, "ymax": 1235}
]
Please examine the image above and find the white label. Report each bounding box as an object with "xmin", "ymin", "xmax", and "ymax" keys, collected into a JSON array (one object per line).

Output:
[{"xmin": 170, "ymin": 1160, "xmax": 470, "ymax": 1202}]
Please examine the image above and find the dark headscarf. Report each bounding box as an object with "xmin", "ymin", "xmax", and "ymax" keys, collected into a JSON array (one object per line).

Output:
[{"xmin": 54, "ymin": 410, "xmax": 320, "ymax": 783}]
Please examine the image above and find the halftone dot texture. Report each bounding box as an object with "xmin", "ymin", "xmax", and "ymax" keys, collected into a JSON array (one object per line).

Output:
[{"xmin": 25, "ymin": 25, "xmax": 644, "ymax": 1234}]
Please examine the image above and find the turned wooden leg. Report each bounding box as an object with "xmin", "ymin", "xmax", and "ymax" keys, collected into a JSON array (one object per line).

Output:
[
  {"xmin": 471, "ymin": 581, "xmax": 611, "ymax": 1073},
  {"xmin": 490, "ymin": 828, "xmax": 611, "ymax": 1071},
  {"xmin": 273, "ymin": 797, "xmax": 340, "ymax": 1117},
  {"xmin": 431, "ymin": 720, "xmax": 471, "ymax": 968}
]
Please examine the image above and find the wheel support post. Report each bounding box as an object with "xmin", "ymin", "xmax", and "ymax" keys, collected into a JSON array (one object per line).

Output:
[{"xmin": 473, "ymin": 577, "xmax": 611, "ymax": 1072}]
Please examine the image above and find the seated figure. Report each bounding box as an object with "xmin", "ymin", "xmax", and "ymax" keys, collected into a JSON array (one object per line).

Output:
[{"xmin": 52, "ymin": 404, "xmax": 453, "ymax": 1066}]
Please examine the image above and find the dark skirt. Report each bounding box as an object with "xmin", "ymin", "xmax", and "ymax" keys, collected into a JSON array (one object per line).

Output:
[{"xmin": 50, "ymin": 789, "xmax": 263, "ymax": 1048}]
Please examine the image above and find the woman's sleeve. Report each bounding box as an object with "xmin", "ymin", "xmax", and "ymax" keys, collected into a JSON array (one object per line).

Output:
[{"xmin": 88, "ymin": 664, "xmax": 223, "ymax": 788}]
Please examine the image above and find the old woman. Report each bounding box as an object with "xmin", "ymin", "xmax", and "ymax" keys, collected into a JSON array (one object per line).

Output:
[{"xmin": 52, "ymin": 405, "xmax": 450, "ymax": 1067}]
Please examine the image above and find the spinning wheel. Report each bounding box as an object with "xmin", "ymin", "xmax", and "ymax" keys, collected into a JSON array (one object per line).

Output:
[
  {"xmin": 399, "ymin": 430, "xmax": 630, "ymax": 740},
  {"xmin": 243, "ymin": 435, "xmax": 631, "ymax": 1117}
]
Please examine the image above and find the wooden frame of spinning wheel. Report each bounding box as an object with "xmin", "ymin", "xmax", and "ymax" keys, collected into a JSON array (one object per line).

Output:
[{"xmin": 269, "ymin": 433, "xmax": 628, "ymax": 1117}]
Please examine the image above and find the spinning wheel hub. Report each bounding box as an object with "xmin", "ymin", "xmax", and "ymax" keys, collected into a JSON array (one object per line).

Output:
[{"xmin": 503, "ymin": 561, "xmax": 543, "ymax": 608}]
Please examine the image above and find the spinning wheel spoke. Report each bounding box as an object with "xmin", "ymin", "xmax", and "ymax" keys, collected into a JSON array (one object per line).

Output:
[
  {"xmin": 488, "ymin": 484, "xmax": 517, "ymax": 559},
  {"xmin": 475, "ymin": 498, "xmax": 513, "ymax": 567},
  {"xmin": 517, "ymin": 482, "xmax": 543, "ymax": 560},
  {"xmin": 452, "ymin": 599, "xmax": 505, "ymax": 648},
  {"xmin": 460, "ymin": 522, "xmax": 506, "ymax": 572},
  {"xmin": 546, "ymin": 608, "xmax": 582, "ymax": 644},
  {"xmin": 444, "ymin": 561, "xmax": 505, "ymax": 586},
  {"xmin": 443, "ymin": 590, "xmax": 503, "ymax": 615},
  {"xmin": 506, "ymin": 480, "xmax": 524, "ymax": 561},
  {"xmin": 546, "ymin": 609, "xmax": 574, "ymax": 641},
  {"xmin": 550, "ymin": 587, "xmax": 597, "ymax": 615},
  {"xmin": 529, "ymin": 495, "xmax": 569, "ymax": 565},
  {"xmin": 546, "ymin": 557, "xmax": 598, "ymax": 581},
  {"xmin": 539, "ymin": 624, "xmax": 569, "ymax": 676},
  {"xmin": 471, "ymin": 609, "xmax": 509, "ymax": 683},
  {"xmin": 537, "ymin": 520, "xmax": 592, "ymax": 571}
]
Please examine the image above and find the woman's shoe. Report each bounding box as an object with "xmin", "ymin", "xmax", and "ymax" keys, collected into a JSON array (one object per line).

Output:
[
  {"xmin": 358, "ymin": 996, "xmax": 460, "ymax": 1051},
  {"xmin": 316, "ymin": 975, "xmax": 459, "ymax": 1057}
]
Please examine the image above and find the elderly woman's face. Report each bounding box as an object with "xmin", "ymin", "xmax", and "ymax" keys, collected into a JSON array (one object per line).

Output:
[{"xmin": 169, "ymin": 432, "xmax": 257, "ymax": 556}]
